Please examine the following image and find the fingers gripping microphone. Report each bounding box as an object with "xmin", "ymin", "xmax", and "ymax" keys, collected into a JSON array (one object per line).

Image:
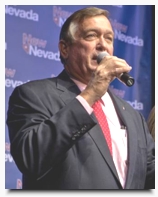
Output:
[{"xmin": 97, "ymin": 52, "xmax": 135, "ymax": 87}]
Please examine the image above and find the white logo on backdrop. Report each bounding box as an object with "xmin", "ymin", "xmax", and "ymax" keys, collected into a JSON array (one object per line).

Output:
[{"xmin": 5, "ymin": 5, "xmax": 39, "ymax": 22}]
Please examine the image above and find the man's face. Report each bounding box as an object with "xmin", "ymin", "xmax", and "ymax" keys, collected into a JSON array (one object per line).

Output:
[{"xmin": 62, "ymin": 15, "xmax": 114, "ymax": 84}]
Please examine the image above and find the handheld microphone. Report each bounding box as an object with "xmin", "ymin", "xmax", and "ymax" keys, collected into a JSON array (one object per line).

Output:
[{"xmin": 97, "ymin": 52, "xmax": 135, "ymax": 87}]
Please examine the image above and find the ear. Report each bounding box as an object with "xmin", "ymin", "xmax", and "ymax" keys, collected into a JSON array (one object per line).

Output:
[{"xmin": 58, "ymin": 40, "xmax": 69, "ymax": 59}]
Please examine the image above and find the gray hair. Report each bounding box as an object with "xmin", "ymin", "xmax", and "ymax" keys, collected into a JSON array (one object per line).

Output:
[{"xmin": 59, "ymin": 7, "xmax": 109, "ymax": 64}]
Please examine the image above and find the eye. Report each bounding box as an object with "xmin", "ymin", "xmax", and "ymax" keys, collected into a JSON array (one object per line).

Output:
[
  {"xmin": 87, "ymin": 33, "xmax": 97, "ymax": 38},
  {"xmin": 85, "ymin": 33, "xmax": 98, "ymax": 41},
  {"xmin": 105, "ymin": 36, "xmax": 113, "ymax": 43}
]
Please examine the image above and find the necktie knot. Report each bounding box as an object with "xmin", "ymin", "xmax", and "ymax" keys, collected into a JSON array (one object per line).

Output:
[{"xmin": 92, "ymin": 99, "xmax": 103, "ymax": 110}]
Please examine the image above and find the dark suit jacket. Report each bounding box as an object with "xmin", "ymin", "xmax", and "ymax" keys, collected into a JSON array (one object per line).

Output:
[{"xmin": 7, "ymin": 69, "xmax": 155, "ymax": 190}]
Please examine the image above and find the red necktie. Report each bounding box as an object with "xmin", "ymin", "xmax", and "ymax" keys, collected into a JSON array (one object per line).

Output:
[{"xmin": 92, "ymin": 100, "xmax": 112, "ymax": 155}]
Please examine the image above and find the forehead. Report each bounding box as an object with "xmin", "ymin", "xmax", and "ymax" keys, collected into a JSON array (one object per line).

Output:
[{"xmin": 80, "ymin": 15, "xmax": 113, "ymax": 33}]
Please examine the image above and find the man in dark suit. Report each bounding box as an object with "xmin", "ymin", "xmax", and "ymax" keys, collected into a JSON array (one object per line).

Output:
[{"xmin": 7, "ymin": 7, "xmax": 155, "ymax": 189}]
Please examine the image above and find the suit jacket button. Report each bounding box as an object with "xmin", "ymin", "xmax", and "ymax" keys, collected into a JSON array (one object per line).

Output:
[
  {"xmin": 83, "ymin": 125, "xmax": 87, "ymax": 129},
  {"xmin": 72, "ymin": 136, "xmax": 76, "ymax": 140},
  {"xmin": 81, "ymin": 125, "xmax": 87, "ymax": 132}
]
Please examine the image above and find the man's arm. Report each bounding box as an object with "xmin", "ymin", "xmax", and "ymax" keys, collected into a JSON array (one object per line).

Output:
[{"xmin": 6, "ymin": 84, "xmax": 96, "ymax": 180}]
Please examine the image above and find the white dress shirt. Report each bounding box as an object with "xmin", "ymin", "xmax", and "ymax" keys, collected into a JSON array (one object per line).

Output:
[{"xmin": 71, "ymin": 78, "xmax": 128, "ymax": 188}]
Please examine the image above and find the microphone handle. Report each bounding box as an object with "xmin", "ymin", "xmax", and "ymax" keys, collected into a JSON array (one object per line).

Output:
[{"xmin": 119, "ymin": 72, "xmax": 135, "ymax": 87}]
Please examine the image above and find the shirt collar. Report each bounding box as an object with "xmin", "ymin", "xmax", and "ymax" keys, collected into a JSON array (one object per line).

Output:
[
  {"xmin": 71, "ymin": 77, "xmax": 108, "ymax": 106},
  {"xmin": 70, "ymin": 77, "xmax": 87, "ymax": 92}
]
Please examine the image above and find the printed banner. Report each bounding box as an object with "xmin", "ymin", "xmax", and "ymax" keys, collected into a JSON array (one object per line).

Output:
[{"xmin": 5, "ymin": 5, "xmax": 153, "ymax": 189}]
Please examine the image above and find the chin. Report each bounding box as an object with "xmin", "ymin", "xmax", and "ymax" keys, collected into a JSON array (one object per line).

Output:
[{"xmin": 91, "ymin": 65, "xmax": 97, "ymax": 70}]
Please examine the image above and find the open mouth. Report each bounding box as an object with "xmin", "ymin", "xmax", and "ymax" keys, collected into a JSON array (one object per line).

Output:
[
  {"xmin": 92, "ymin": 56, "xmax": 98, "ymax": 65},
  {"xmin": 92, "ymin": 54, "xmax": 98, "ymax": 61}
]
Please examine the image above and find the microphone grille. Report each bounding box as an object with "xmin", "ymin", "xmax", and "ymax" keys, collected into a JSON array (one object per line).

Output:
[{"xmin": 97, "ymin": 51, "xmax": 109, "ymax": 64}]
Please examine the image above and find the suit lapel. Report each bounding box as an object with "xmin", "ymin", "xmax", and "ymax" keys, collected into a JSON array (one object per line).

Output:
[
  {"xmin": 55, "ymin": 70, "xmax": 135, "ymax": 187},
  {"xmin": 108, "ymin": 90, "xmax": 138, "ymax": 189},
  {"xmin": 56, "ymin": 70, "xmax": 81, "ymax": 105},
  {"xmin": 88, "ymin": 113, "xmax": 121, "ymax": 184}
]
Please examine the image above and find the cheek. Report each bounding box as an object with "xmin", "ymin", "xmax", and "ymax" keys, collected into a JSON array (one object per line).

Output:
[
  {"xmin": 110, "ymin": 45, "xmax": 114, "ymax": 55},
  {"xmin": 70, "ymin": 50, "xmax": 83, "ymax": 62},
  {"xmin": 70, "ymin": 46, "xmax": 87, "ymax": 60},
  {"xmin": 73, "ymin": 41, "xmax": 92, "ymax": 53}
]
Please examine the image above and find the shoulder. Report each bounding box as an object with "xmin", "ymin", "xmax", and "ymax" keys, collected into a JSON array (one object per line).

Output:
[
  {"xmin": 108, "ymin": 89, "xmax": 142, "ymax": 117},
  {"xmin": 108, "ymin": 89, "xmax": 133, "ymax": 109},
  {"xmin": 9, "ymin": 77, "xmax": 58, "ymax": 99},
  {"xmin": 20, "ymin": 77, "xmax": 56, "ymax": 88},
  {"xmin": 16, "ymin": 77, "xmax": 56, "ymax": 90}
]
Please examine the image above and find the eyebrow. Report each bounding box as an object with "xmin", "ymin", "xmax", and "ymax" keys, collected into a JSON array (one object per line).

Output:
[{"xmin": 84, "ymin": 28, "xmax": 114, "ymax": 35}]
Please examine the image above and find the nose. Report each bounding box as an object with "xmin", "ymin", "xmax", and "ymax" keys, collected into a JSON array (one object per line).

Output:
[{"xmin": 96, "ymin": 36, "xmax": 108, "ymax": 51}]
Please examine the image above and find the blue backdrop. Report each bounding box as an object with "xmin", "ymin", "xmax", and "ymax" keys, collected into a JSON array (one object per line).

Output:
[{"xmin": 5, "ymin": 5, "xmax": 153, "ymax": 189}]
